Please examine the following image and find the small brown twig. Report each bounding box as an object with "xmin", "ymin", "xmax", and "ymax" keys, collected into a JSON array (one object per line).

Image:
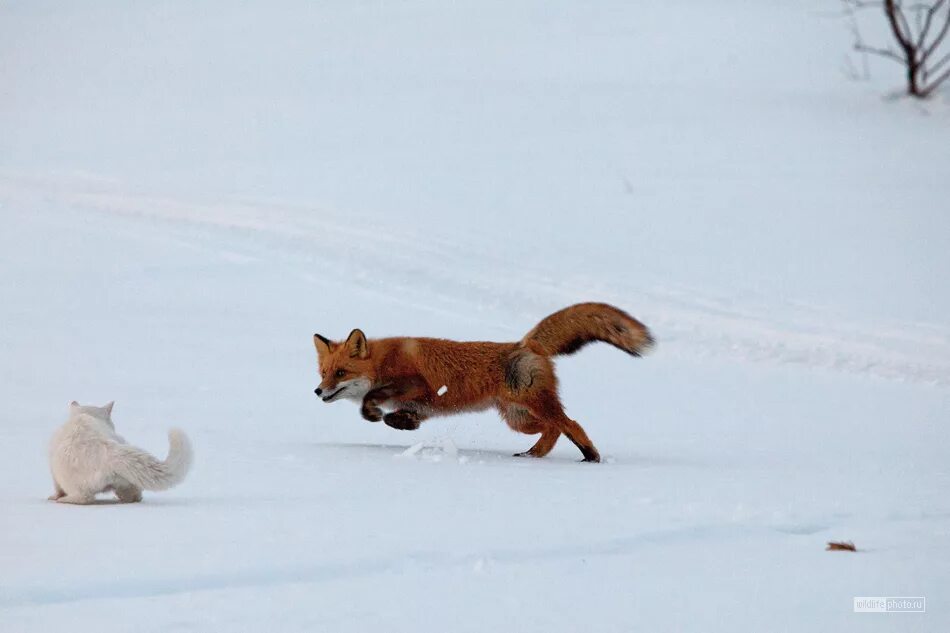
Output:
[{"xmin": 826, "ymin": 540, "xmax": 858, "ymax": 551}]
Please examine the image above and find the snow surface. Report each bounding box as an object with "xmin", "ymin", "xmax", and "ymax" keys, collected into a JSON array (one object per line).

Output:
[{"xmin": 1, "ymin": 1, "xmax": 949, "ymax": 631}]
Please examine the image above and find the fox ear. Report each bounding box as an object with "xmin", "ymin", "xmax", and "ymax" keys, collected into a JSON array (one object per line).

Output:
[
  {"xmin": 345, "ymin": 328, "xmax": 369, "ymax": 359},
  {"xmin": 313, "ymin": 333, "xmax": 332, "ymax": 356},
  {"xmin": 69, "ymin": 400, "xmax": 79, "ymax": 409},
  {"xmin": 104, "ymin": 401, "xmax": 115, "ymax": 415}
]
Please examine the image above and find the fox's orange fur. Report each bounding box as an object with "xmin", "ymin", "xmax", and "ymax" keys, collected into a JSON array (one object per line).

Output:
[{"xmin": 313, "ymin": 303, "xmax": 653, "ymax": 462}]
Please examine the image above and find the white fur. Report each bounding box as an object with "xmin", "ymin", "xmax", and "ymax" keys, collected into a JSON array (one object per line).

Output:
[
  {"xmin": 322, "ymin": 377, "xmax": 373, "ymax": 403},
  {"xmin": 48, "ymin": 401, "xmax": 193, "ymax": 504}
]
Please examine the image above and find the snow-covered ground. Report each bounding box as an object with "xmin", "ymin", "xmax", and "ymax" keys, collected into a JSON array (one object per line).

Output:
[{"xmin": 1, "ymin": 2, "xmax": 948, "ymax": 631}]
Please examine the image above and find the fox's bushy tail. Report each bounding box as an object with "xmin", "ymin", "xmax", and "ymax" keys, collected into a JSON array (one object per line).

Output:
[
  {"xmin": 110, "ymin": 429, "xmax": 193, "ymax": 491},
  {"xmin": 522, "ymin": 302, "xmax": 654, "ymax": 358}
]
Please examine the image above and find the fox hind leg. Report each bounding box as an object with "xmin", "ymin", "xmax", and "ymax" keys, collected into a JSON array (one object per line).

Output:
[
  {"xmin": 499, "ymin": 403, "xmax": 561, "ymax": 458},
  {"xmin": 513, "ymin": 425, "xmax": 561, "ymax": 458},
  {"xmin": 526, "ymin": 393, "xmax": 600, "ymax": 463},
  {"xmin": 557, "ymin": 416, "xmax": 600, "ymax": 463},
  {"xmin": 503, "ymin": 350, "xmax": 600, "ymax": 462}
]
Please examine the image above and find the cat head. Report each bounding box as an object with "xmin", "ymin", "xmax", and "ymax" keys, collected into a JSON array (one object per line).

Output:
[{"xmin": 68, "ymin": 400, "xmax": 115, "ymax": 421}]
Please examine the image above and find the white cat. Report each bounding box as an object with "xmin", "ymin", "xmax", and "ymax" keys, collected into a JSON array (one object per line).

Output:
[{"xmin": 48, "ymin": 401, "xmax": 192, "ymax": 504}]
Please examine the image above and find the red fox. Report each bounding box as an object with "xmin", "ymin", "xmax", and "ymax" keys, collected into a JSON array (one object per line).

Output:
[{"xmin": 313, "ymin": 303, "xmax": 653, "ymax": 462}]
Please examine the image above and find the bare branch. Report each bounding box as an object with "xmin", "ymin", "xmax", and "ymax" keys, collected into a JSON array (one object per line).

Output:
[
  {"xmin": 921, "ymin": 4, "xmax": 950, "ymax": 61},
  {"xmin": 846, "ymin": 0, "xmax": 950, "ymax": 97},
  {"xmin": 884, "ymin": 0, "xmax": 916, "ymax": 62},
  {"xmin": 917, "ymin": 0, "xmax": 947, "ymax": 50},
  {"xmin": 855, "ymin": 42, "xmax": 908, "ymax": 62},
  {"xmin": 844, "ymin": 0, "xmax": 885, "ymax": 8},
  {"xmin": 843, "ymin": 0, "xmax": 875, "ymax": 78},
  {"xmin": 921, "ymin": 64, "xmax": 950, "ymax": 93},
  {"xmin": 914, "ymin": 3, "xmax": 927, "ymax": 38},
  {"xmin": 928, "ymin": 50, "xmax": 950, "ymax": 74},
  {"xmin": 917, "ymin": 0, "xmax": 941, "ymax": 47},
  {"xmin": 893, "ymin": 2, "xmax": 917, "ymax": 51},
  {"xmin": 842, "ymin": 54, "xmax": 860, "ymax": 80}
]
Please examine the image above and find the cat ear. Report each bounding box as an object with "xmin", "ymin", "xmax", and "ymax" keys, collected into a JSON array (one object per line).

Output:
[{"xmin": 104, "ymin": 401, "xmax": 115, "ymax": 415}]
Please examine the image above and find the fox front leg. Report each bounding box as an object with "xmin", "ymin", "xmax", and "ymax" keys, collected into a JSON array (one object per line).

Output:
[
  {"xmin": 361, "ymin": 384, "xmax": 401, "ymax": 422},
  {"xmin": 361, "ymin": 398, "xmax": 384, "ymax": 422},
  {"xmin": 383, "ymin": 409, "xmax": 424, "ymax": 431},
  {"xmin": 361, "ymin": 376, "xmax": 430, "ymax": 424}
]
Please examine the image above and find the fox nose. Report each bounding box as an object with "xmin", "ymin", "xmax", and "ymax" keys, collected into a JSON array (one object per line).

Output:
[{"xmin": 314, "ymin": 387, "xmax": 323, "ymax": 396}]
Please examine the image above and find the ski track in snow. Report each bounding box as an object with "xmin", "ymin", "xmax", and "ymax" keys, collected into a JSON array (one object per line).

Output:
[
  {"xmin": 0, "ymin": 522, "xmax": 781, "ymax": 608},
  {"xmin": 1, "ymin": 173, "xmax": 948, "ymax": 387},
  {"xmin": 6, "ymin": 505, "xmax": 945, "ymax": 609}
]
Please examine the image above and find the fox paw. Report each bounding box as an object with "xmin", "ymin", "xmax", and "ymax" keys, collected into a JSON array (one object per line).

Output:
[
  {"xmin": 513, "ymin": 451, "xmax": 542, "ymax": 458},
  {"xmin": 361, "ymin": 405, "xmax": 383, "ymax": 422},
  {"xmin": 383, "ymin": 411, "xmax": 421, "ymax": 431},
  {"xmin": 581, "ymin": 450, "xmax": 601, "ymax": 463}
]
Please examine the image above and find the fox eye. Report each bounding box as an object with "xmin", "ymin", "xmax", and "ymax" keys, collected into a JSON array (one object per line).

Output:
[{"xmin": 335, "ymin": 369, "xmax": 346, "ymax": 378}]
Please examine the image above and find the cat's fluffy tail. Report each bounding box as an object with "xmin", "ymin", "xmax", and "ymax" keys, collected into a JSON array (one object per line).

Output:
[{"xmin": 110, "ymin": 429, "xmax": 193, "ymax": 491}]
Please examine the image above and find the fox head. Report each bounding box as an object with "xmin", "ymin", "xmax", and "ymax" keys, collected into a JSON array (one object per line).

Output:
[{"xmin": 313, "ymin": 329, "xmax": 376, "ymax": 403}]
